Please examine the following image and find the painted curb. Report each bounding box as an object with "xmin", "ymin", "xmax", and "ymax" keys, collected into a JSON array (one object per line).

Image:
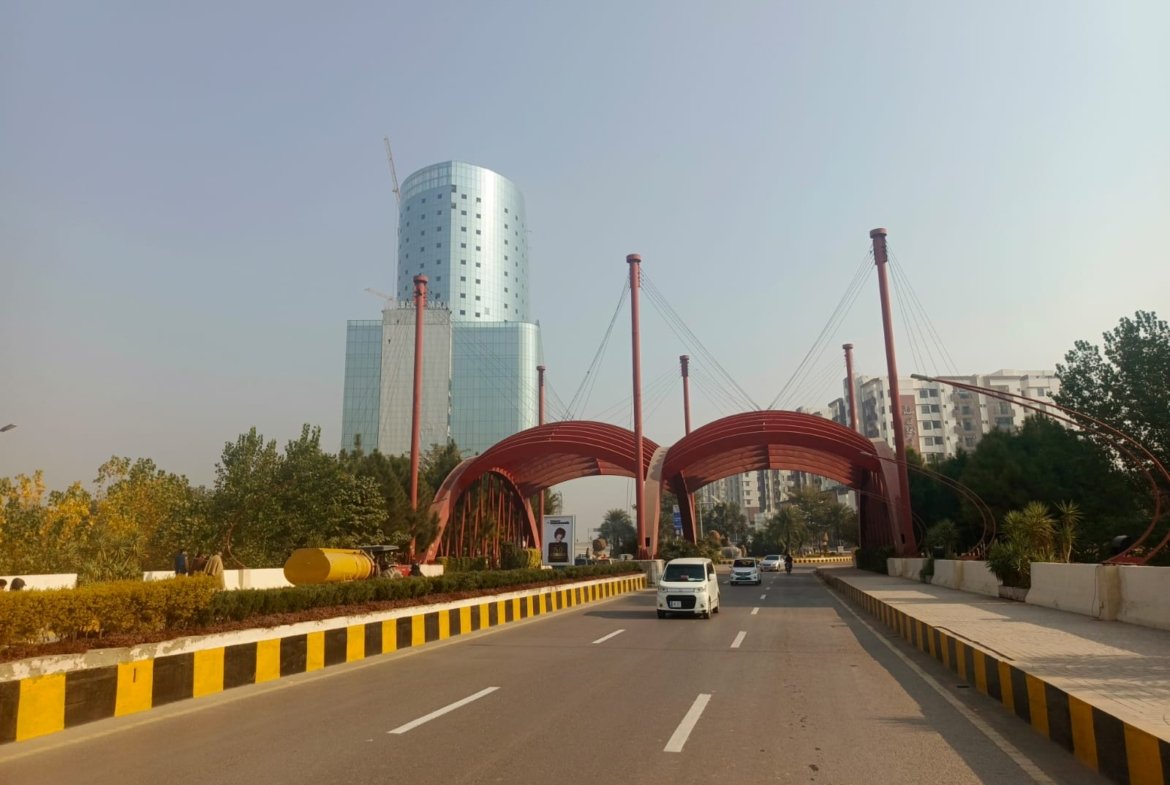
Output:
[
  {"xmin": 0, "ymin": 574, "xmax": 645, "ymax": 745},
  {"xmin": 818, "ymin": 570, "xmax": 1168, "ymax": 785}
]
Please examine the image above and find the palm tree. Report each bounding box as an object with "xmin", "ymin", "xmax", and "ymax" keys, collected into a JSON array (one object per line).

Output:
[{"xmin": 1054, "ymin": 500, "xmax": 1081, "ymax": 563}]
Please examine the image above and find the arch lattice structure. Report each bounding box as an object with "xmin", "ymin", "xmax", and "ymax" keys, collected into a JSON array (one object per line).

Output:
[
  {"xmin": 646, "ymin": 410, "xmax": 914, "ymax": 556},
  {"xmin": 424, "ymin": 421, "xmax": 660, "ymax": 563}
]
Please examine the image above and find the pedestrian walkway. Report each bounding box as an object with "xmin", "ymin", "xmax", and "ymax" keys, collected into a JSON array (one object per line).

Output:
[{"xmin": 819, "ymin": 567, "xmax": 1170, "ymax": 785}]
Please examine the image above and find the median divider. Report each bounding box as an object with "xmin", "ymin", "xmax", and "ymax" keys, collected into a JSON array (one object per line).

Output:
[
  {"xmin": 0, "ymin": 573, "xmax": 645, "ymax": 745},
  {"xmin": 818, "ymin": 568, "xmax": 1169, "ymax": 785}
]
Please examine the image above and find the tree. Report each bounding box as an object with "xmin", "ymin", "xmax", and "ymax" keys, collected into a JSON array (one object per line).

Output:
[
  {"xmin": 210, "ymin": 428, "xmax": 283, "ymax": 565},
  {"xmin": 954, "ymin": 417, "xmax": 1143, "ymax": 559},
  {"xmin": 92, "ymin": 457, "xmax": 209, "ymax": 572},
  {"xmin": 599, "ymin": 509, "xmax": 635, "ymax": 556},
  {"xmin": 703, "ymin": 502, "xmax": 749, "ymax": 548},
  {"xmin": 1056, "ymin": 310, "xmax": 1170, "ymax": 471},
  {"xmin": 766, "ymin": 506, "xmax": 808, "ymax": 554}
]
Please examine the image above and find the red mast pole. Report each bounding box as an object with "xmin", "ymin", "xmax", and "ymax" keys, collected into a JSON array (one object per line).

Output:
[
  {"xmin": 537, "ymin": 364, "xmax": 546, "ymax": 528},
  {"xmin": 870, "ymin": 229, "xmax": 915, "ymax": 554},
  {"xmin": 843, "ymin": 343, "xmax": 859, "ymax": 432},
  {"xmin": 628, "ymin": 254, "xmax": 648, "ymax": 559},
  {"xmin": 409, "ymin": 274, "xmax": 428, "ymax": 511},
  {"xmin": 680, "ymin": 355, "xmax": 692, "ymax": 435}
]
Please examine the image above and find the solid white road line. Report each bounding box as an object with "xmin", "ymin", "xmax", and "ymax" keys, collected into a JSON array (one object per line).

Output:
[
  {"xmin": 730, "ymin": 631, "xmax": 747, "ymax": 649},
  {"xmin": 750, "ymin": 607, "xmax": 760, "ymax": 616},
  {"xmin": 388, "ymin": 687, "xmax": 500, "ymax": 735},
  {"xmin": 827, "ymin": 592, "xmax": 1056, "ymax": 785},
  {"xmin": 592, "ymin": 629, "xmax": 625, "ymax": 644},
  {"xmin": 664, "ymin": 693, "xmax": 712, "ymax": 753}
]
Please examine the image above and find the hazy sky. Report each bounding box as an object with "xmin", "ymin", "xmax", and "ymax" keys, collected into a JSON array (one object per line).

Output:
[{"xmin": 3, "ymin": 1, "xmax": 1167, "ymax": 534}]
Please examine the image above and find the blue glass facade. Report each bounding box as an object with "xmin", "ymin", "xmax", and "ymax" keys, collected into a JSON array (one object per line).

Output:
[
  {"xmin": 397, "ymin": 162, "xmax": 530, "ymax": 323},
  {"xmin": 341, "ymin": 320, "xmax": 383, "ymax": 454},
  {"xmin": 343, "ymin": 161, "xmax": 541, "ymax": 457},
  {"xmin": 451, "ymin": 321, "xmax": 540, "ymax": 454}
]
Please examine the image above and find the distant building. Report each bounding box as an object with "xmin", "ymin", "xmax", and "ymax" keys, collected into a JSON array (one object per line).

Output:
[
  {"xmin": 341, "ymin": 161, "xmax": 541, "ymax": 457},
  {"xmin": 690, "ymin": 369, "xmax": 1059, "ymax": 529},
  {"xmin": 842, "ymin": 369, "xmax": 1060, "ymax": 461}
]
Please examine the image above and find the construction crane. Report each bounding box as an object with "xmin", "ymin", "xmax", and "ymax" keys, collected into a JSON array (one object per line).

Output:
[
  {"xmin": 383, "ymin": 136, "xmax": 401, "ymax": 208},
  {"xmin": 365, "ymin": 287, "xmax": 395, "ymax": 304}
]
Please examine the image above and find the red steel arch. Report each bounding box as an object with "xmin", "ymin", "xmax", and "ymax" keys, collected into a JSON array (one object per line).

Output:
[
  {"xmin": 649, "ymin": 410, "xmax": 914, "ymax": 556},
  {"xmin": 423, "ymin": 421, "xmax": 659, "ymax": 562}
]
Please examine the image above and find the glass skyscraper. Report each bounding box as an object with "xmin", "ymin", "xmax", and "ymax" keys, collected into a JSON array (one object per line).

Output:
[{"xmin": 342, "ymin": 161, "xmax": 541, "ymax": 457}]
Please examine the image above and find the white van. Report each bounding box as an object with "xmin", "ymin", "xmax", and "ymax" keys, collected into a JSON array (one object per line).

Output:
[{"xmin": 656, "ymin": 557, "xmax": 720, "ymax": 619}]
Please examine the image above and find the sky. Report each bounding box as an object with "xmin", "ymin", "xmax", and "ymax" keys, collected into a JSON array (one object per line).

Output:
[{"xmin": 2, "ymin": 1, "xmax": 1168, "ymax": 535}]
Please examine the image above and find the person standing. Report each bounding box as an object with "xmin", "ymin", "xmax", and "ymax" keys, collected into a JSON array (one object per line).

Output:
[
  {"xmin": 203, "ymin": 552, "xmax": 225, "ymax": 589},
  {"xmin": 190, "ymin": 553, "xmax": 208, "ymax": 576},
  {"xmin": 10, "ymin": 577, "xmax": 26, "ymax": 591},
  {"xmin": 174, "ymin": 550, "xmax": 189, "ymax": 576}
]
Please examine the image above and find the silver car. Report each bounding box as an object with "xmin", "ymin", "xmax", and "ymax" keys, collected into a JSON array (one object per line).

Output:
[{"xmin": 729, "ymin": 557, "xmax": 762, "ymax": 585}]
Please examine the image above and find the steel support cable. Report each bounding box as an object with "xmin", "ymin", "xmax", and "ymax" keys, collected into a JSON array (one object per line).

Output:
[
  {"xmin": 887, "ymin": 259, "xmax": 932, "ymax": 376},
  {"xmin": 587, "ymin": 367, "xmax": 675, "ymax": 424},
  {"xmin": 773, "ymin": 265, "xmax": 872, "ymax": 411},
  {"xmin": 689, "ymin": 367, "xmax": 743, "ymax": 418},
  {"xmin": 566, "ymin": 280, "xmax": 629, "ymax": 418},
  {"xmin": 767, "ymin": 254, "xmax": 874, "ymax": 410},
  {"xmin": 768, "ymin": 253, "xmax": 872, "ymax": 410},
  {"xmin": 890, "ymin": 259, "xmax": 934, "ymax": 374},
  {"xmin": 640, "ymin": 274, "xmax": 760, "ymax": 411},
  {"xmin": 784, "ymin": 357, "xmax": 843, "ymax": 413},
  {"xmin": 643, "ymin": 276, "xmax": 760, "ymax": 411},
  {"xmin": 690, "ymin": 363, "xmax": 748, "ymax": 413},
  {"xmin": 889, "ymin": 266, "xmax": 926, "ymax": 376},
  {"xmin": 643, "ymin": 373, "xmax": 680, "ymax": 421},
  {"xmin": 890, "ymin": 251, "xmax": 960, "ymax": 376},
  {"xmin": 637, "ymin": 278, "xmax": 754, "ymax": 411},
  {"xmin": 543, "ymin": 380, "xmax": 572, "ymax": 422},
  {"xmin": 612, "ymin": 370, "xmax": 680, "ymax": 427},
  {"xmin": 450, "ymin": 329, "xmax": 531, "ymax": 412}
]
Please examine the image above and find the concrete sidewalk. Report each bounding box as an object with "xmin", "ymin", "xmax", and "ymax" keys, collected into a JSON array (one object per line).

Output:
[{"xmin": 819, "ymin": 567, "xmax": 1170, "ymax": 785}]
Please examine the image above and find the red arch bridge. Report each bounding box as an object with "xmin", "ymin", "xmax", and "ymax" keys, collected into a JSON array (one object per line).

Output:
[{"xmin": 422, "ymin": 410, "xmax": 914, "ymax": 563}]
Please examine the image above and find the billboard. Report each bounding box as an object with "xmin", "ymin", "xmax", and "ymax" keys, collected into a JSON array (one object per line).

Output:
[{"xmin": 542, "ymin": 515, "xmax": 575, "ymax": 567}]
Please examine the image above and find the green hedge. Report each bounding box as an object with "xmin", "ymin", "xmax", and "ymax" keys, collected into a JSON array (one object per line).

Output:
[
  {"xmin": 0, "ymin": 563, "xmax": 643, "ymax": 647},
  {"xmin": 0, "ymin": 576, "xmax": 220, "ymax": 646}
]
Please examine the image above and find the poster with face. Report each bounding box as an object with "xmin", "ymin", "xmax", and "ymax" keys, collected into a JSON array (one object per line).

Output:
[{"xmin": 542, "ymin": 515, "xmax": 575, "ymax": 567}]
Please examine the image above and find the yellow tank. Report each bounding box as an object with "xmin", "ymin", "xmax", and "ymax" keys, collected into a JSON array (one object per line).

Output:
[{"xmin": 283, "ymin": 548, "xmax": 376, "ymax": 585}]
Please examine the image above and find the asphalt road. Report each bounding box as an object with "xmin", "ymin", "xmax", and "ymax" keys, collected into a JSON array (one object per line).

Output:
[{"xmin": 0, "ymin": 567, "xmax": 1109, "ymax": 785}]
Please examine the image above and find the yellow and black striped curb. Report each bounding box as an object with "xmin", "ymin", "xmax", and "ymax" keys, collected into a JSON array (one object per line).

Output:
[
  {"xmin": 0, "ymin": 574, "xmax": 645, "ymax": 745},
  {"xmin": 819, "ymin": 571, "xmax": 1168, "ymax": 785},
  {"xmin": 793, "ymin": 556, "xmax": 853, "ymax": 565}
]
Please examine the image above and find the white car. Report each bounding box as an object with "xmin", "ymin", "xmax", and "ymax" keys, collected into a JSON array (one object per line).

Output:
[
  {"xmin": 760, "ymin": 554, "xmax": 783, "ymax": 572},
  {"xmin": 729, "ymin": 557, "xmax": 762, "ymax": 585},
  {"xmin": 657, "ymin": 557, "xmax": 721, "ymax": 619}
]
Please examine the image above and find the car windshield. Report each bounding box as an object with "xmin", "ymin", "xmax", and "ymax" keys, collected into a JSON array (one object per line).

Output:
[
  {"xmin": 733, "ymin": 559, "xmax": 756, "ymax": 568},
  {"xmin": 765, "ymin": 555, "xmax": 781, "ymax": 561},
  {"xmin": 662, "ymin": 564, "xmax": 706, "ymax": 582}
]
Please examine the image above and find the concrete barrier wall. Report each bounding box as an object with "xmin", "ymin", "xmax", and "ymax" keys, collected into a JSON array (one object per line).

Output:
[
  {"xmin": 931, "ymin": 560, "xmax": 962, "ymax": 590},
  {"xmin": 0, "ymin": 574, "xmax": 78, "ymax": 591},
  {"xmin": 0, "ymin": 573, "xmax": 644, "ymax": 745},
  {"xmin": 1117, "ymin": 565, "xmax": 1170, "ymax": 631},
  {"xmin": 1027, "ymin": 563, "xmax": 1117, "ymax": 619},
  {"xmin": 957, "ymin": 561, "xmax": 1000, "ymax": 596},
  {"xmin": 887, "ymin": 557, "xmax": 928, "ymax": 580}
]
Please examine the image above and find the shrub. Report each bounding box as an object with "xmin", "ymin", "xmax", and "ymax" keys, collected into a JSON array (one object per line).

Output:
[
  {"xmin": 0, "ymin": 576, "xmax": 219, "ymax": 646},
  {"xmin": 987, "ymin": 502, "xmax": 1057, "ymax": 589}
]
